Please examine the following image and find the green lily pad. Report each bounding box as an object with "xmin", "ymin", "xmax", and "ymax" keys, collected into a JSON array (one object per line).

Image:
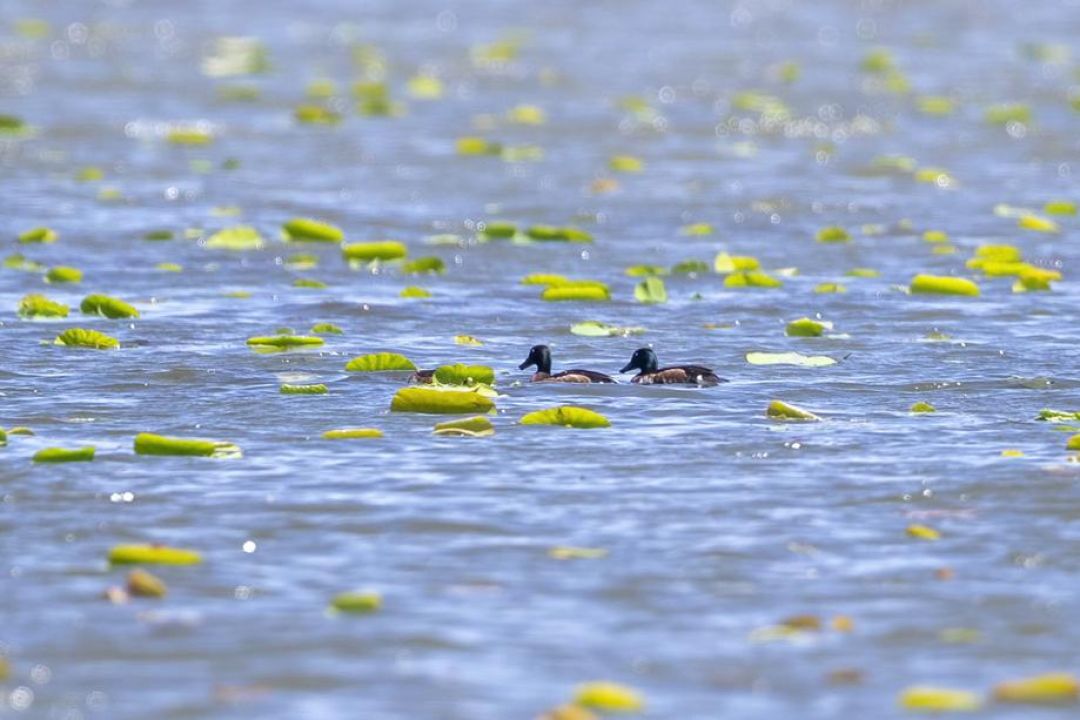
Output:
[
  {"xmin": 816, "ymin": 226, "xmax": 850, "ymax": 243},
  {"xmin": 330, "ymin": 591, "xmax": 381, "ymax": 613},
  {"xmin": 724, "ymin": 271, "xmax": 782, "ymax": 288},
  {"xmin": 280, "ymin": 383, "xmax": 328, "ymax": 394},
  {"xmin": 1037, "ymin": 409, "xmax": 1080, "ymax": 422},
  {"xmin": 133, "ymin": 432, "xmax": 241, "ymax": 458},
  {"xmin": 283, "ymin": 218, "xmax": 344, "ymax": 243},
  {"xmin": 18, "ymin": 294, "xmax": 69, "ymax": 318},
  {"xmin": 714, "ymin": 253, "xmax": 760, "ymax": 274},
  {"xmin": 766, "ymin": 400, "xmax": 820, "ymax": 421},
  {"xmin": 433, "ymin": 364, "xmax": 495, "ymax": 386},
  {"xmin": 4, "ymin": 254, "xmax": 45, "ymax": 272},
  {"xmin": 625, "ymin": 265, "xmax": 667, "ymax": 277},
  {"xmin": 46, "ymin": 266, "xmax": 82, "ymax": 283},
  {"xmin": 311, "ymin": 323, "xmax": 343, "ymax": 335},
  {"xmin": 342, "ymin": 241, "xmax": 408, "ymax": 262},
  {"xmin": 671, "ymin": 260, "xmax": 709, "ymax": 275},
  {"xmin": 80, "ymin": 294, "xmax": 139, "ymax": 319},
  {"xmin": 205, "ymin": 225, "xmax": 265, "ymax": 250},
  {"xmin": 18, "ymin": 227, "xmax": 57, "ymax": 244},
  {"xmin": 402, "ymin": 256, "xmax": 445, "ymax": 274},
  {"xmin": 293, "ymin": 278, "xmax": 327, "ymax": 289},
  {"xmin": 322, "ymin": 428, "xmax": 383, "ymax": 439},
  {"xmin": 1068, "ymin": 434, "xmax": 1080, "ymax": 451},
  {"xmin": 246, "ymin": 335, "xmax": 325, "ymax": 350},
  {"xmin": 457, "ymin": 136, "xmax": 503, "ymax": 156},
  {"xmin": 400, "ymin": 286, "xmax": 431, "ymax": 298},
  {"xmin": 345, "ymin": 352, "xmax": 416, "ymax": 372},
  {"xmin": 785, "ymin": 318, "xmax": 829, "ymax": 337},
  {"xmin": 433, "ymin": 416, "xmax": 495, "ymax": 437},
  {"xmin": 520, "ymin": 406, "xmax": 610, "ymax": 428},
  {"xmin": 910, "ymin": 401, "xmax": 936, "ymax": 413},
  {"xmin": 54, "ymin": 328, "xmax": 119, "ymax": 349},
  {"xmin": 294, "ymin": 104, "xmax": 342, "ymax": 125},
  {"xmin": 542, "ymin": 285, "xmax": 610, "ymax": 302},
  {"xmin": 32, "ymin": 446, "xmax": 95, "ymax": 463},
  {"xmin": 479, "ymin": 221, "xmax": 517, "ymax": 240},
  {"xmin": 609, "ymin": 154, "xmax": 644, "ymax": 173},
  {"xmin": 521, "ymin": 273, "xmax": 568, "ymax": 286},
  {"xmin": 910, "ymin": 274, "xmax": 980, "ymax": 296},
  {"xmin": 390, "ymin": 387, "xmax": 495, "ymax": 414},
  {"xmin": 814, "ymin": 282, "xmax": 846, "ymax": 293},
  {"xmin": 109, "ymin": 544, "xmax": 202, "ymax": 565},
  {"xmin": 525, "ymin": 225, "xmax": 593, "ymax": 243},
  {"xmin": 634, "ymin": 277, "xmax": 668, "ymax": 304}
]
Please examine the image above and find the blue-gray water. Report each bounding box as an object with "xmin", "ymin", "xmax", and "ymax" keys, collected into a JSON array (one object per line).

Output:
[{"xmin": 2, "ymin": 0, "xmax": 1079, "ymax": 718}]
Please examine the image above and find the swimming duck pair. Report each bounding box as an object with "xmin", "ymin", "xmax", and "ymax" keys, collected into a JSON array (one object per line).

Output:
[{"xmin": 519, "ymin": 345, "xmax": 725, "ymax": 386}]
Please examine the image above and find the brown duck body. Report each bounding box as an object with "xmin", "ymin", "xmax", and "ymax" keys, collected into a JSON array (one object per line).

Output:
[
  {"xmin": 533, "ymin": 369, "xmax": 615, "ymax": 384},
  {"xmin": 409, "ymin": 369, "xmax": 435, "ymax": 384},
  {"xmin": 630, "ymin": 365, "xmax": 723, "ymax": 386}
]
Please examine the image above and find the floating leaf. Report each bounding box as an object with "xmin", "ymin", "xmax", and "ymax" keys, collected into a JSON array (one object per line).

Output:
[
  {"xmin": 786, "ymin": 318, "xmax": 828, "ymax": 337},
  {"xmin": 127, "ymin": 569, "xmax": 167, "ymax": 598},
  {"xmin": 814, "ymin": 282, "xmax": 846, "ymax": 294},
  {"xmin": 625, "ymin": 265, "xmax": 667, "ymax": 277},
  {"xmin": 898, "ymin": 686, "xmax": 980, "ymax": 712},
  {"xmin": 725, "ymin": 271, "xmax": 782, "ymax": 289},
  {"xmin": 910, "ymin": 401, "xmax": 936, "ymax": 413},
  {"xmin": 75, "ymin": 166, "xmax": 104, "ymax": 182},
  {"xmin": 917, "ymin": 95, "xmax": 956, "ymax": 116},
  {"xmin": 345, "ymin": 352, "xmax": 416, "ymax": 372},
  {"xmin": 549, "ymin": 546, "xmax": 608, "ymax": 560},
  {"xmin": 520, "ymin": 406, "xmax": 610, "ymax": 429},
  {"xmin": 680, "ymin": 223, "xmax": 713, "ymax": 236},
  {"xmin": 766, "ymin": 400, "xmax": 820, "ymax": 421},
  {"xmin": 407, "ymin": 73, "xmax": 444, "ymax": 99},
  {"xmin": 525, "ymin": 225, "xmax": 593, "ymax": 243},
  {"xmin": 609, "ymin": 155, "xmax": 644, "ymax": 173},
  {"xmin": 400, "ymin": 286, "xmax": 431, "ymax": 298},
  {"xmin": 1044, "ymin": 200, "xmax": 1077, "ymax": 216},
  {"xmin": 342, "ymin": 241, "xmax": 408, "ymax": 262},
  {"xmin": 574, "ymin": 682, "xmax": 644, "ymax": 712},
  {"xmin": 433, "ymin": 364, "xmax": 495, "ymax": 386},
  {"xmin": 18, "ymin": 227, "xmax": 57, "ymax": 244},
  {"xmin": 330, "ymin": 591, "xmax": 382, "ymax": 614},
  {"xmin": 133, "ymin": 433, "xmax": 240, "ymax": 458},
  {"xmin": 32, "ymin": 446, "xmax": 95, "ymax": 463},
  {"xmin": 714, "ymin": 253, "xmax": 761, "ymax": 274},
  {"xmin": 521, "ymin": 273, "xmax": 568, "ymax": 286},
  {"xmin": 4, "ymin": 253, "xmax": 45, "ymax": 271},
  {"xmin": 390, "ymin": 387, "xmax": 495, "ymax": 414},
  {"xmin": 1038, "ymin": 409, "xmax": 1080, "ymax": 422},
  {"xmin": 923, "ymin": 230, "xmax": 949, "ymax": 243},
  {"xmin": 634, "ymin": 277, "xmax": 668, "ymax": 304},
  {"xmin": 570, "ymin": 321, "xmax": 645, "ymax": 337},
  {"xmin": 294, "ymin": 104, "xmax": 342, "ymax": 125},
  {"xmin": 542, "ymin": 285, "xmax": 611, "ymax": 302},
  {"xmin": 246, "ymin": 335, "xmax": 324, "ymax": 350},
  {"xmin": 46, "ymin": 266, "xmax": 82, "ymax": 283},
  {"xmin": 993, "ymin": 672, "xmax": 1079, "ymax": 704},
  {"xmin": 55, "ymin": 328, "xmax": 119, "ymax": 350},
  {"xmin": 816, "ymin": 226, "xmax": 850, "ymax": 243},
  {"xmin": 985, "ymin": 103, "xmax": 1032, "ymax": 126},
  {"xmin": 156, "ymin": 262, "xmax": 183, "ymax": 272},
  {"xmin": 311, "ymin": 323, "xmax": 343, "ymax": 335},
  {"xmin": 479, "ymin": 221, "xmax": 517, "ymax": 240},
  {"xmin": 910, "ymin": 274, "xmax": 979, "ymax": 296},
  {"xmin": 671, "ymin": 260, "xmax": 709, "ymax": 275},
  {"xmin": 434, "ymin": 416, "xmax": 495, "ymax": 437},
  {"xmin": 18, "ymin": 294, "xmax": 68, "ymax": 318},
  {"xmin": 402, "ymin": 256, "xmax": 445, "ymax": 274},
  {"xmin": 907, "ymin": 524, "xmax": 941, "ymax": 540},
  {"xmin": 1017, "ymin": 214, "xmax": 1059, "ymax": 233},
  {"xmin": 323, "ymin": 428, "xmax": 382, "ymax": 440},
  {"xmin": 747, "ymin": 352, "xmax": 836, "ymax": 367},
  {"xmin": 109, "ymin": 544, "xmax": 202, "ymax": 565},
  {"xmin": 282, "ymin": 218, "xmax": 343, "ymax": 243},
  {"xmin": 280, "ymin": 383, "xmax": 328, "ymax": 395},
  {"xmin": 455, "ymin": 335, "xmax": 483, "ymax": 346},
  {"xmin": 166, "ymin": 127, "xmax": 214, "ymax": 145},
  {"xmin": 456, "ymin": 136, "xmax": 502, "ymax": 156},
  {"xmin": 1067, "ymin": 434, "xmax": 1080, "ymax": 451},
  {"xmin": 205, "ymin": 225, "xmax": 265, "ymax": 250},
  {"xmin": 80, "ymin": 294, "xmax": 139, "ymax": 319}
]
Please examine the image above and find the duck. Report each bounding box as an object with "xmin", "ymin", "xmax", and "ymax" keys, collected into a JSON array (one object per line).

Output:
[
  {"xmin": 619, "ymin": 347, "xmax": 725, "ymax": 385},
  {"xmin": 519, "ymin": 344, "xmax": 616, "ymax": 384}
]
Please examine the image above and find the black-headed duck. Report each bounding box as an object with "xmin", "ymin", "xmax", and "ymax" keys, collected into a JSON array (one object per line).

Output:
[
  {"xmin": 619, "ymin": 347, "xmax": 725, "ymax": 385},
  {"xmin": 519, "ymin": 344, "xmax": 615, "ymax": 384}
]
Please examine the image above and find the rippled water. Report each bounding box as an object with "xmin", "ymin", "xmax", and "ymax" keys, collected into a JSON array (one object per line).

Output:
[{"xmin": 2, "ymin": 0, "xmax": 1079, "ymax": 718}]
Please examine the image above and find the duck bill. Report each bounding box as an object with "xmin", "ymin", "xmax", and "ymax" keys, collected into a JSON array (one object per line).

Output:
[
  {"xmin": 518, "ymin": 359, "xmax": 532, "ymax": 370},
  {"xmin": 619, "ymin": 362, "xmax": 635, "ymax": 373}
]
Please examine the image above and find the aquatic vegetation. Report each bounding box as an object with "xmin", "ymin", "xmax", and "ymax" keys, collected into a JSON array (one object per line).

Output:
[
  {"xmin": 993, "ymin": 672, "xmax": 1079, "ymax": 704},
  {"xmin": 0, "ymin": 114, "xmax": 29, "ymax": 135},
  {"xmin": 456, "ymin": 136, "xmax": 502, "ymax": 156},
  {"xmin": 280, "ymin": 383, "xmax": 328, "ymax": 394},
  {"xmin": 479, "ymin": 221, "xmax": 518, "ymax": 240},
  {"xmin": 766, "ymin": 400, "xmax": 820, "ymax": 421},
  {"xmin": 293, "ymin": 278, "xmax": 328, "ymax": 289},
  {"xmin": 815, "ymin": 226, "xmax": 850, "ymax": 243},
  {"xmin": 917, "ymin": 95, "xmax": 956, "ymax": 116},
  {"xmin": 402, "ymin": 256, "xmax": 445, "ymax": 274},
  {"xmin": 507, "ymin": 104, "xmax": 546, "ymax": 125},
  {"xmin": 1044, "ymin": 200, "xmax": 1077, "ymax": 215},
  {"xmin": 922, "ymin": 230, "xmax": 949, "ymax": 244},
  {"xmin": 433, "ymin": 364, "xmax": 496, "ymax": 386},
  {"xmin": 354, "ymin": 81, "xmax": 399, "ymax": 116},
  {"xmin": 133, "ymin": 433, "xmax": 241, "ymax": 458},
  {"xmin": 46, "ymin": 266, "xmax": 83, "ymax": 283},
  {"xmin": 570, "ymin": 321, "xmax": 645, "ymax": 337},
  {"xmin": 247, "ymin": 335, "xmax": 324, "ymax": 350},
  {"xmin": 4, "ymin": 254, "xmax": 46, "ymax": 272},
  {"xmin": 407, "ymin": 74, "xmax": 444, "ymax": 100},
  {"xmin": 202, "ymin": 36, "xmax": 269, "ymax": 78},
  {"xmin": 521, "ymin": 273, "xmax": 568, "ymax": 286},
  {"xmin": 156, "ymin": 263, "xmax": 183, "ymax": 272},
  {"xmin": 625, "ymin": 265, "xmax": 667, "ymax": 277},
  {"xmin": 609, "ymin": 155, "xmax": 644, "ymax": 173},
  {"xmin": 520, "ymin": 406, "xmax": 610, "ymax": 429},
  {"xmin": 898, "ymin": 686, "xmax": 980, "ymax": 712},
  {"xmin": 985, "ymin": 103, "xmax": 1032, "ymax": 126},
  {"xmin": 80, "ymin": 294, "xmax": 139, "ymax": 319},
  {"xmin": 910, "ymin": 274, "xmax": 979, "ymax": 296},
  {"xmin": 75, "ymin": 166, "xmax": 104, "ymax": 182},
  {"xmin": 634, "ymin": 277, "xmax": 668, "ymax": 304},
  {"xmin": 399, "ymin": 286, "xmax": 431, "ymax": 298},
  {"xmin": 54, "ymin": 328, "xmax": 119, "ymax": 350},
  {"xmin": 680, "ymin": 223, "xmax": 713, "ymax": 236},
  {"xmin": 713, "ymin": 253, "xmax": 760, "ymax": 274},
  {"xmin": 127, "ymin": 569, "xmax": 167, "ymax": 598},
  {"xmin": 574, "ymin": 682, "xmax": 644, "ymax": 712},
  {"xmin": 549, "ymin": 546, "xmax": 608, "ymax": 560},
  {"xmin": 731, "ymin": 90, "xmax": 791, "ymax": 120},
  {"xmin": 910, "ymin": 401, "xmax": 936, "ymax": 413},
  {"xmin": 1068, "ymin": 434, "xmax": 1080, "ymax": 451},
  {"xmin": 390, "ymin": 387, "xmax": 495, "ymax": 414},
  {"xmin": 18, "ymin": 294, "xmax": 69, "ymax": 318},
  {"xmin": 0, "ymin": 429, "xmax": 5, "ymax": 446},
  {"xmin": 1017, "ymin": 214, "xmax": 1059, "ymax": 233},
  {"xmin": 323, "ymin": 428, "xmax": 383, "ymax": 439},
  {"xmin": 330, "ymin": 591, "xmax": 382, "ymax": 614},
  {"xmin": 724, "ymin": 271, "xmax": 782, "ymax": 289},
  {"xmin": 311, "ymin": 323, "xmax": 343, "ymax": 335},
  {"xmin": 907, "ymin": 524, "xmax": 941, "ymax": 540},
  {"xmin": 914, "ymin": 167, "xmax": 955, "ymax": 186},
  {"xmin": 166, "ymin": 127, "xmax": 214, "ymax": 145},
  {"xmin": 1037, "ymin": 409, "xmax": 1080, "ymax": 422},
  {"xmin": 746, "ymin": 352, "xmax": 836, "ymax": 367},
  {"xmin": 542, "ymin": 285, "xmax": 611, "ymax": 302},
  {"xmin": 525, "ymin": 225, "xmax": 593, "ymax": 243},
  {"xmin": 670, "ymin": 260, "xmax": 709, "ymax": 275},
  {"xmin": 433, "ymin": 416, "xmax": 495, "ymax": 437},
  {"xmin": 18, "ymin": 227, "xmax": 57, "ymax": 244},
  {"xmin": 283, "ymin": 218, "xmax": 344, "ymax": 243},
  {"xmin": 342, "ymin": 241, "xmax": 408, "ymax": 262},
  {"xmin": 205, "ymin": 225, "xmax": 265, "ymax": 250},
  {"xmin": 109, "ymin": 544, "xmax": 202, "ymax": 565},
  {"xmin": 814, "ymin": 282, "xmax": 847, "ymax": 293},
  {"xmin": 455, "ymin": 335, "xmax": 483, "ymax": 346},
  {"xmin": 785, "ymin": 318, "xmax": 828, "ymax": 337},
  {"xmin": 345, "ymin": 352, "xmax": 416, "ymax": 372},
  {"xmin": 32, "ymin": 446, "xmax": 96, "ymax": 463},
  {"xmin": 294, "ymin": 104, "xmax": 342, "ymax": 125}
]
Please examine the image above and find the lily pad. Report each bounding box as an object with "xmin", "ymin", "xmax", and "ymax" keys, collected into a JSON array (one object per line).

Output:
[
  {"xmin": 390, "ymin": 387, "xmax": 495, "ymax": 414},
  {"xmin": 634, "ymin": 277, "xmax": 668, "ymax": 304},
  {"xmin": 32, "ymin": 446, "xmax": 95, "ymax": 463},
  {"xmin": 910, "ymin": 274, "xmax": 979, "ymax": 296},
  {"xmin": 542, "ymin": 285, "xmax": 611, "ymax": 302},
  {"xmin": 433, "ymin": 364, "xmax": 495, "ymax": 386},
  {"xmin": 713, "ymin": 253, "xmax": 760, "ymax": 274},
  {"xmin": 109, "ymin": 544, "xmax": 202, "ymax": 565},
  {"xmin": 724, "ymin": 271, "xmax": 782, "ymax": 288},
  {"xmin": 293, "ymin": 278, "xmax": 327, "ymax": 289},
  {"xmin": 18, "ymin": 294, "xmax": 69, "ymax": 318},
  {"xmin": 1017, "ymin": 214, "xmax": 1059, "ymax": 233},
  {"xmin": 910, "ymin": 401, "xmax": 936, "ymax": 413},
  {"xmin": 520, "ymin": 406, "xmax": 610, "ymax": 428},
  {"xmin": 479, "ymin": 221, "xmax": 517, "ymax": 240},
  {"xmin": 311, "ymin": 323, "xmax": 343, "ymax": 335},
  {"xmin": 46, "ymin": 266, "xmax": 82, "ymax": 283},
  {"xmin": 400, "ymin": 286, "xmax": 431, "ymax": 298},
  {"xmin": 609, "ymin": 155, "xmax": 644, "ymax": 173},
  {"xmin": 133, "ymin": 432, "xmax": 241, "ymax": 458},
  {"xmin": 18, "ymin": 227, "xmax": 57, "ymax": 244},
  {"xmin": 330, "ymin": 591, "xmax": 381, "ymax": 614},
  {"xmin": 746, "ymin": 352, "xmax": 836, "ymax": 367},
  {"xmin": 294, "ymin": 104, "xmax": 342, "ymax": 125},
  {"xmin": 283, "ymin": 218, "xmax": 344, "ymax": 243},
  {"xmin": 993, "ymin": 672, "xmax": 1078, "ymax": 704},
  {"xmin": 785, "ymin": 318, "xmax": 829, "ymax": 337},
  {"xmin": 455, "ymin": 335, "xmax": 483, "ymax": 346},
  {"xmin": 342, "ymin": 241, "xmax": 408, "ymax": 262},
  {"xmin": 127, "ymin": 568, "xmax": 167, "ymax": 598},
  {"xmin": 816, "ymin": 226, "xmax": 850, "ymax": 243},
  {"xmin": 766, "ymin": 400, "xmax": 820, "ymax": 421},
  {"xmin": 898, "ymin": 686, "xmax": 980, "ymax": 712},
  {"xmin": 521, "ymin": 273, "xmax": 568, "ymax": 286},
  {"xmin": 345, "ymin": 352, "xmax": 416, "ymax": 372},
  {"xmin": 81, "ymin": 294, "xmax": 139, "ymax": 319},
  {"xmin": 1037, "ymin": 409, "xmax": 1080, "ymax": 422},
  {"xmin": 525, "ymin": 225, "xmax": 593, "ymax": 243},
  {"xmin": 574, "ymin": 682, "xmax": 644, "ymax": 712},
  {"xmin": 205, "ymin": 225, "xmax": 265, "ymax": 250},
  {"xmin": 280, "ymin": 383, "xmax": 328, "ymax": 394},
  {"xmin": 570, "ymin": 321, "xmax": 645, "ymax": 337},
  {"xmin": 55, "ymin": 328, "xmax": 119, "ymax": 349},
  {"xmin": 433, "ymin": 416, "xmax": 495, "ymax": 437},
  {"xmin": 246, "ymin": 335, "xmax": 324, "ymax": 350},
  {"xmin": 322, "ymin": 428, "xmax": 383, "ymax": 439},
  {"xmin": 402, "ymin": 256, "xmax": 445, "ymax": 274},
  {"xmin": 907, "ymin": 524, "xmax": 941, "ymax": 540}
]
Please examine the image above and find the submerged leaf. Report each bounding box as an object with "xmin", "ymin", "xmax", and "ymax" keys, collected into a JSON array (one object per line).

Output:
[
  {"xmin": 109, "ymin": 544, "xmax": 202, "ymax": 565},
  {"xmin": 32, "ymin": 446, "xmax": 95, "ymax": 463},
  {"xmin": 520, "ymin": 406, "xmax": 610, "ymax": 428},
  {"xmin": 549, "ymin": 546, "xmax": 608, "ymax": 560},
  {"xmin": 746, "ymin": 352, "xmax": 836, "ymax": 367},
  {"xmin": 55, "ymin": 328, "xmax": 119, "ymax": 349},
  {"xmin": 345, "ymin": 352, "xmax": 416, "ymax": 372},
  {"xmin": 133, "ymin": 433, "xmax": 241, "ymax": 458},
  {"xmin": 80, "ymin": 294, "xmax": 139, "ymax": 319},
  {"xmin": 390, "ymin": 387, "xmax": 495, "ymax": 414},
  {"xmin": 433, "ymin": 416, "xmax": 495, "ymax": 437}
]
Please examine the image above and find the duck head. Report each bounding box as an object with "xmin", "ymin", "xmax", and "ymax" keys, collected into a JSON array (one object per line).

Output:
[
  {"xmin": 620, "ymin": 347, "xmax": 658, "ymax": 374},
  {"xmin": 519, "ymin": 344, "xmax": 552, "ymax": 374}
]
